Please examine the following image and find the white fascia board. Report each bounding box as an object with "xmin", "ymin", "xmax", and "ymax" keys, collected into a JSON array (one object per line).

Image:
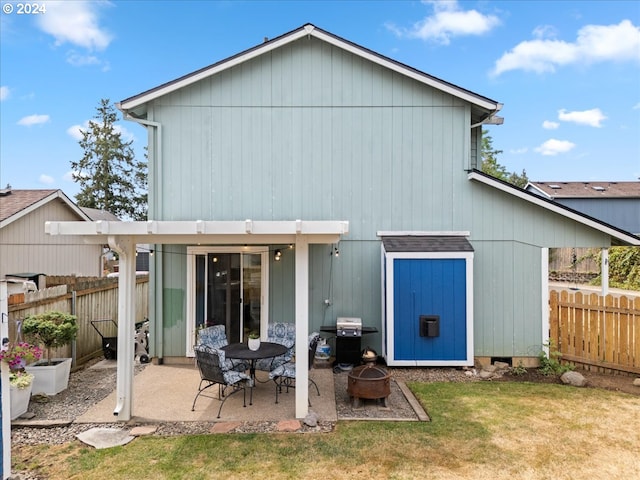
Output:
[
  {"xmin": 468, "ymin": 171, "xmax": 640, "ymax": 246},
  {"xmin": 120, "ymin": 24, "xmax": 500, "ymax": 114},
  {"xmin": 45, "ymin": 220, "xmax": 348, "ymax": 245},
  {"xmin": 120, "ymin": 29, "xmax": 311, "ymax": 111},
  {"xmin": 311, "ymin": 29, "xmax": 499, "ymax": 112},
  {"xmin": 1, "ymin": 190, "xmax": 90, "ymax": 229},
  {"xmin": 524, "ymin": 183, "xmax": 553, "ymax": 199},
  {"xmin": 377, "ymin": 231, "xmax": 470, "ymax": 237}
]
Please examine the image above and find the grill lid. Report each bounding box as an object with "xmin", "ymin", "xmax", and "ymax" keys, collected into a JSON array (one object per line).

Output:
[{"xmin": 336, "ymin": 317, "xmax": 362, "ymax": 337}]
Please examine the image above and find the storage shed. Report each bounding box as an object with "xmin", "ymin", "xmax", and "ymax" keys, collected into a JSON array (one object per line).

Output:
[{"xmin": 381, "ymin": 233, "xmax": 474, "ymax": 366}]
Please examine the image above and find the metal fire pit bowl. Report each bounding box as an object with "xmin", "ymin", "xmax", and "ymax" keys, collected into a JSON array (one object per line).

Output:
[{"xmin": 347, "ymin": 364, "xmax": 391, "ymax": 408}]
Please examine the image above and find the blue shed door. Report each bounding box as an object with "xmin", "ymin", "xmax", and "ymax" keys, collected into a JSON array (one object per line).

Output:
[{"xmin": 393, "ymin": 258, "xmax": 467, "ymax": 361}]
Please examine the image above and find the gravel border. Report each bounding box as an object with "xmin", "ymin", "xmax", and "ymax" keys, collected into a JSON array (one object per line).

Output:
[{"xmin": 11, "ymin": 361, "xmax": 479, "ymax": 446}]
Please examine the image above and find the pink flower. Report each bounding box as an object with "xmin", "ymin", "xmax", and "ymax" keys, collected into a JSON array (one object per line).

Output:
[{"xmin": 0, "ymin": 342, "xmax": 43, "ymax": 370}]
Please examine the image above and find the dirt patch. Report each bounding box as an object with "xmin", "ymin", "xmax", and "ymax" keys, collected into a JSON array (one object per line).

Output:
[{"xmin": 496, "ymin": 367, "xmax": 640, "ymax": 396}]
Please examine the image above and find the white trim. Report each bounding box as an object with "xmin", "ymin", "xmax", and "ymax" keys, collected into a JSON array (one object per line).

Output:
[
  {"xmin": 468, "ymin": 172, "xmax": 640, "ymax": 246},
  {"xmin": 377, "ymin": 231, "xmax": 470, "ymax": 237},
  {"xmin": 294, "ymin": 236, "xmax": 309, "ymax": 419},
  {"xmin": 120, "ymin": 28, "xmax": 313, "ymax": 110},
  {"xmin": 46, "ymin": 220, "xmax": 348, "ymax": 237},
  {"xmin": 310, "ymin": 29, "xmax": 499, "ymax": 111},
  {"xmin": 1, "ymin": 281, "xmax": 11, "ymax": 476},
  {"xmin": 185, "ymin": 246, "xmax": 269, "ymax": 357},
  {"xmin": 524, "ymin": 183, "xmax": 553, "ymax": 199},
  {"xmin": 383, "ymin": 248, "xmax": 474, "ymax": 367},
  {"xmin": 541, "ymin": 248, "xmax": 550, "ymax": 356},
  {"xmin": 0, "ymin": 190, "xmax": 91, "ymax": 229},
  {"xmin": 119, "ymin": 25, "xmax": 501, "ymax": 114}
]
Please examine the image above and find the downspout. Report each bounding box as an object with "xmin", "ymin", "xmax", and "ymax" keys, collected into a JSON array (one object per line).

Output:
[
  {"xmin": 121, "ymin": 111, "xmax": 164, "ymax": 362},
  {"xmin": 108, "ymin": 235, "xmax": 136, "ymax": 419}
]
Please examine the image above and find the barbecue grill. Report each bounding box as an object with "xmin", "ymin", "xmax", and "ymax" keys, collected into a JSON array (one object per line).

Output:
[{"xmin": 336, "ymin": 317, "xmax": 362, "ymax": 337}]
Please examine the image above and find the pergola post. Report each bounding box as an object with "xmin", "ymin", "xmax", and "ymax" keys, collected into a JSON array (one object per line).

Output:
[
  {"xmin": 294, "ymin": 235, "xmax": 309, "ymax": 419},
  {"xmin": 109, "ymin": 236, "xmax": 136, "ymax": 420}
]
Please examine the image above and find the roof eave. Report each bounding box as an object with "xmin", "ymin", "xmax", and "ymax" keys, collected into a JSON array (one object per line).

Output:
[
  {"xmin": 119, "ymin": 24, "xmax": 501, "ymax": 115},
  {"xmin": 469, "ymin": 171, "xmax": 640, "ymax": 246}
]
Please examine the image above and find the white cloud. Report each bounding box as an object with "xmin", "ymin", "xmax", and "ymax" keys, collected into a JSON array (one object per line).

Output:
[
  {"xmin": 66, "ymin": 51, "xmax": 101, "ymax": 67},
  {"xmin": 509, "ymin": 147, "xmax": 528, "ymax": 154},
  {"xmin": 542, "ymin": 120, "xmax": 559, "ymax": 130},
  {"xmin": 67, "ymin": 120, "xmax": 135, "ymax": 142},
  {"xmin": 558, "ymin": 108, "xmax": 607, "ymax": 127},
  {"xmin": 633, "ymin": 103, "xmax": 640, "ymax": 110},
  {"xmin": 36, "ymin": 1, "xmax": 112, "ymax": 50},
  {"xmin": 17, "ymin": 114, "xmax": 50, "ymax": 126},
  {"xmin": 67, "ymin": 123, "xmax": 88, "ymax": 141},
  {"xmin": 534, "ymin": 139, "xmax": 576, "ymax": 156},
  {"xmin": 0, "ymin": 86, "xmax": 9, "ymax": 101},
  {"xmin": 387, "ymin": 0, "xmax": 500, "ymax": 45},
  {"xmin": 492, "ymin": 20, "xmax": 640, "ymax": 76},
  {"xmin": 39, "ymin": 174, "xmax": 55, "ymax": 185}
]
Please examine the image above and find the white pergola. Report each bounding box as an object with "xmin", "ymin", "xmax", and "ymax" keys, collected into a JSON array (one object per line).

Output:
[{"xmin": 45, "ymin": 219, "xmax": 349, "ymax": 420}]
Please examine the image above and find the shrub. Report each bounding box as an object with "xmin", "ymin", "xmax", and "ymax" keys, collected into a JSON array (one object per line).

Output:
[{"xmin": 22, "ymin": 311, "xmax": 78, "ymax": 365}]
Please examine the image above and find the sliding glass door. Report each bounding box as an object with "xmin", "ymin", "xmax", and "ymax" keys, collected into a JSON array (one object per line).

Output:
[{"xmin": 188, "ymin": 247, "xmax": 268, "ymax": 354}]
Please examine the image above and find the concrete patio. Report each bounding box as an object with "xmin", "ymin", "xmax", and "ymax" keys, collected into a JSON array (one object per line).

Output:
[{"xmin": 75, "ymin": 362, "xmax": 337, "ymax": 424}]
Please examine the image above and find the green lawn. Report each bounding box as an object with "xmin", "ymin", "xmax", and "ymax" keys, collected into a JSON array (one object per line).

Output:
[{"xmin": 14, "ymin": 382, "xmax": 640, "ymax": 479}]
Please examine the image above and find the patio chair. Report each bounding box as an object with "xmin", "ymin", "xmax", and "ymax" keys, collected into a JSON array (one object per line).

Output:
[
  {"xmin": 191, "ymin": 344, "xmax": 254, "ymax": 418},
  {"xmin": 198, "ymin": 325, "xmax": 249, "ymax": 372},
  {"xmin": 254, "ymin": 322, "xmax": 296, "ymax": 374},
  {"xmin": 268, "ymin": 332, "xmax": 320, "ymax": 404}
]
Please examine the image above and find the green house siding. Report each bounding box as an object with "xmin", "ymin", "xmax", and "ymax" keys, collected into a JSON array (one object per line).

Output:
[{"xmin": 138, "ymin": 32, "xmax": 617, "ymax": 360}]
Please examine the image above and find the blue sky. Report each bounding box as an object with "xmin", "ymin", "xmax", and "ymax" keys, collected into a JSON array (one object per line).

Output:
[{"xmin": 1, "ymin": 0, "xmax": 639, "ymax": 199}]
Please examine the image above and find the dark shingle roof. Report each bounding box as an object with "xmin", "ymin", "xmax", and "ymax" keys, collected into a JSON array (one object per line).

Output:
[
  {"xmin": 528, "ymin": 181, "xmax": 640, "ymax": 199},
  {"xmin": 381, "ymin": 236, "xmax": 474, "ymax": 253},
  {"xmin": 0, "ymin": 189, "xmax": 58, "ymax": 222}
]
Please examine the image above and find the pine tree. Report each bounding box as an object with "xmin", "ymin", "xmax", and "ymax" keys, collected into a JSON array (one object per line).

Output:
[
  {"xmin": 71, "ymin": 99, "xmax": 147, "ymax": 220},
  {"xmin": 481, "ymin": 130, "xmax": 528, "ymax": 188}
]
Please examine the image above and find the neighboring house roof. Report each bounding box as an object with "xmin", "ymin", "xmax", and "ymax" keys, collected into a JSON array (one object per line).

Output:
[
  {"xmin": 119, "ymin": 23, "xmax": 502, "ymax": 126},
  {"xmin": 81, "ymin": 207, "xmax": 121, "ymax": 222},
  {"xmin": 526, "ymin": 181, "xmax": 640, "ymax": 199},
  {"xmin": 0, "ymin": 188, "xmax": 91, "ymax": 228},
  {"xmin": 469, "ymin": 170, "xmax": 640, "ymax": 246}
]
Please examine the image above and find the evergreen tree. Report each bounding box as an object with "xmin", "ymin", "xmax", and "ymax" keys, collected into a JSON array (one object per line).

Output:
[
  {"xmin": 481, "ymin": 130, "xmax": 528, "ymax": 188},
  {"xmin": 71, "ymin": 99, "xmax": 147, "ymax": 220}
]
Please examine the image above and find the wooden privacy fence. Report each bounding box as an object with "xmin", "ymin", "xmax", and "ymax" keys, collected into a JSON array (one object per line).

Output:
[
  {"xmin": 6, "ymin": 276, "xmax": 149, "ymax": 368},
  {"xmin": 549, "ymin": 289, "xmax": 640, "ymax": 375}
]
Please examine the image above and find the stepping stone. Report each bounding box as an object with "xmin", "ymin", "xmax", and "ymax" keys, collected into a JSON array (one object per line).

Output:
[
  {"xmin": 277, "ymin": 419, "xmax": 301, "ymax": 432},
  {"xmin": 130, "ymin": 425, "xmax": 158, "ymax": 436},
  {"xmin": 210, "ymin": 421, "xmax": 241, "ymax": 433},
  {"xmin": 76, "ymin": 427, "xmax": 135, "ymax": 449}
]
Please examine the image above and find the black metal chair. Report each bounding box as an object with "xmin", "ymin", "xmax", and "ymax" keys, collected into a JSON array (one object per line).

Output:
[
  {"xmin": 191, "ymin": 344, "xmax": 253, "ymax": 418},
  {"xmin": 268, "ymin": 332, "xmax": 320, "ymax": 404}
]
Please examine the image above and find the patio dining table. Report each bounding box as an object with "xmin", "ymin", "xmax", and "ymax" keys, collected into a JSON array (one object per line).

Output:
[{"xmin": 221, "ymin": 341, "xmax": 288, "ymax": 381}]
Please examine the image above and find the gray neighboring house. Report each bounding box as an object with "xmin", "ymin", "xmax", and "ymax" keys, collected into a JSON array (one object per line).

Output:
[
  {"xmin": 0, "ymin": 188, "xmax": 102, "ymax": 281},
  {"xmin": 526, "ymin": 181, "xmax": 640, "ymax": 235}
]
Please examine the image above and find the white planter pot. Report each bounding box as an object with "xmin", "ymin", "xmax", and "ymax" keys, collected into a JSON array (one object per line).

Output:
[
  {"xmin": 248, "ymin": 338, "xmax": 261, "ymax": 351},
  {"xmin": 25, "ymin": 358, "xmax": 72, "ymax": 395},
  {"xmin": 10, "ymin": 383, "xmax": 33, "ymax": 420}
]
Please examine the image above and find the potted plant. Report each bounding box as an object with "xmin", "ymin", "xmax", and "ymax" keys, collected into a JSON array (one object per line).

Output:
[
  {"xmin": 22, "ymin": 311, "xmax": 79, "ymax": 395},
  {"xmin": 247, "ymin": 331, "xmax": 261, "ymax": 351},
  {"xmin": 0, "ymin": 341, "xmax": 42, "ymax": 419}
]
